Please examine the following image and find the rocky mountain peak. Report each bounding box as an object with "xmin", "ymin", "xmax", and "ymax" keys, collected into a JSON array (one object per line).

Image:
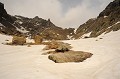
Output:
[
  {"xmin": 0, "ymin": 2, "xmax": 8, "ymax": 19},
  {"xmin": 98, "ymin": 0, "xmax": 120, "ymax": 18},
  {"xmin": 47, "ymin": 18, "xmax": 51, "ymax": 22},
  {"xmin": 0, "ymin": 2, "xmax": 4, "ymax": 9},
  {"xmin": 75, "ymin": 0, "xmax": 120, "ymax": 39},
  {"xmin": 33, "ymin": 16, "xmax": 41, "ymax": 20}
]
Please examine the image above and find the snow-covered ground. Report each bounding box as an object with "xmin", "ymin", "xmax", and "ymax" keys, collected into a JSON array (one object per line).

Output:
[{"xmin": 0, "ymin": 30, "xmax": 120, "ymax": 79}]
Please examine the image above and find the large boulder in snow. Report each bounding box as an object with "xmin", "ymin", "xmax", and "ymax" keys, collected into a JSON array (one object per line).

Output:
[
  {"xmin": 43, "ymin": 40, "xmax": 72, "ymax": 51},
  {"xmin": 34, "ymin": 35, "xmax": 43, "ymax": 44},
  {"xmin": 12, "ymin": 36, "xmax": 26, "ymax": 45},
  {"xmin": 55, "ymin": 42, "xmax": 71, "ymax": 52},
  {"xmin": 48, "ymin": 51, "xmax": 93, "ymax": 63}
]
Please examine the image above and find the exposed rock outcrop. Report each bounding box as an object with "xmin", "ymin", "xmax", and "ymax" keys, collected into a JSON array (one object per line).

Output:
[
  {"xmin": 34, "ymin": 35, "xmax": 43, "ymax": 44},
  {"xmin": 0, "ymin": 2, "xmax": 19, "ymax": 35},
  {"xmin": 48, "ymin": 51, "xmax": 93, "ymax": 63},
  {"xmin": 75, "ymin": 0, "xmax": 120, "ymax": 39},
  {"xmin": 12, "ymin": 36, "xmax": 26, "ymax": 45},
  {"xmin": 43, "ymin": 41, "xmax": 72, "ymax": 51}
]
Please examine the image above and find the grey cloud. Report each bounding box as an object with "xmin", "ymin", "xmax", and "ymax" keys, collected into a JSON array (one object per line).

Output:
[{"xmin": 59, "ymin": 0, "xmax": 83, "ymax": 12}]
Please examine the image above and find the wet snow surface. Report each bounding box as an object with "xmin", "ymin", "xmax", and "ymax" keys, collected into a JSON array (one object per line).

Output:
[{"xmin": 0, "ymin": 31, "xmax": 120, "ymax": 79}]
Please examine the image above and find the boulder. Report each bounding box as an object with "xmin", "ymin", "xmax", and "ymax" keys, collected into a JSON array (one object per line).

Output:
[
  {"xmin": 27, "ymin": 44, "xmax": 31, "ymax": 47},
  {"xmin": 42, "ymin": 51, "xmax": 56, "ymax": 55},
  {"xmin": 48, "ymin": 51, "xmax": 93, "ymax": 63},
  {"xmin": 55, "ymin": 43, "xmax": 71, "ymax": 52},
  {"xmin": 43, "ymin": 40, "xmax": 72, "ymax": 51},
  {"xmin": 34, "ymin": 35, "xmax": 43, "ymax": 44},
  {"xmin": 43, "ymin": 40, "xmax": 58, "ymax": 50},
  {"xmin": 12, "ymin": 36, "xmax": 26, "ymax": 45}
]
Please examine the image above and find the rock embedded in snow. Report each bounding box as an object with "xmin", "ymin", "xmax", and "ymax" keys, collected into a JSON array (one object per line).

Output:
[
  {"xmin": 12, "ymin": 36, "xmax": 26, "ymax": 45},
  {"xmin": 55, "ymin": 43, "xmax": 71, "ymax": 52},
  {"xmin": 34, "ymin": 35, "xmax": 43, "ymax": 44},
  {"xmin": 48, "ymin": 51, "xmax": 93, "ymax": 63},
  {"xmin": 82, "ymin": 32, "xmax": 91, "ymax": 39},
  {"xmin": 43, "ymin": 41, "xmax": 72, "ymax": 51}
]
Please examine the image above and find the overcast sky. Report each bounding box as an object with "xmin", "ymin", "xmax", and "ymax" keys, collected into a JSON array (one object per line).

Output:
[{"xmin": 0, "ymin": 0, "xmax": 113, "ymax": 28}]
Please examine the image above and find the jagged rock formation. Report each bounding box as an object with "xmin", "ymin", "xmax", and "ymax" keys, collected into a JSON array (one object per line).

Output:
[
  {"xmin": 0, "ymin": 2, "xmax": 74, "ymax": 40},
  {"xmin": 75, "ymin": 0, "xmax": 120, "ymax": 39},
  {"xmin": 0, "ymin": 2, "xmax": 20, "ymax": 35}
]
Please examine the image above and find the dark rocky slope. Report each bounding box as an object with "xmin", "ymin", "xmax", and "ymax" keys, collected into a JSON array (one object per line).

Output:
[
  {"xmin": 0, "ymin": 2, "xmax": 19, "ymax": 35},
  {"xmin": 0, "ymin": 2, "xmax": 74, "ymax": 40},
  {"xmin": 75, "ymin": 0, "xmax": 120, "ymax": 39}
]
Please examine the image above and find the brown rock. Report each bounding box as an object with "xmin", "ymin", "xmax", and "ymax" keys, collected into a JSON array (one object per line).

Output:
[
  {"xmin": 43, "ymin": 41, "xmax": 72, "ymax": 51},
  {"xmin": 12, "ymin": 36, "xmax": 26, "ymax": 45},
  {"xmin": 34, "ymin": 35, "xmax": 43, "ymax": 44},
  {"xmin": 48, "ymin": 51, "xmax": 93, "ymax": 63},
  {"xmin": 27, "ymin": 44, "xmax": 31, "ymax": 47},
  {"xmin": 42, "ymin": 51, "xmax": 56, "ymax": 55}
]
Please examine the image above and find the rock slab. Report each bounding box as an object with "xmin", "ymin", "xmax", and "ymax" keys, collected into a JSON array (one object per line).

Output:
[{"xmin": 48, "ymin": 51, "xmax": 93, "ymax": 63}]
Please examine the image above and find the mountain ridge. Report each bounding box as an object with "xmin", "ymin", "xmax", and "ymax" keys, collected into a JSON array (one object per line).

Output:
[
  {"xmin": 75, "ymin": 0, "xmax": 120, "ymax": 39},
  {"xmin": 0, "ymin": 2, "xmax": 75, "ymax": 40}
]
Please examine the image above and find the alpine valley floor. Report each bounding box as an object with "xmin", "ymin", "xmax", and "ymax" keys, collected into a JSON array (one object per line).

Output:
[{"xmin": 0, "ymin": 30, "xmax": 120, "ymax": 79}]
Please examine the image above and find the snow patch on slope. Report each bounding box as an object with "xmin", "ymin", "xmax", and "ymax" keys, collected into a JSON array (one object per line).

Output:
[
  {"xmin": 16, "ymin": 26, "xmax": 29, "ymax": 33},
  {"xmin": 74, "ymin": 28, "xmax": 77, "ymax": 34},
  {"xmin": 104, "ymin": 16, "xmax": 108, "ymax": 18},
  {"xmin": 0, "ymin": 34, "xmax": 12, "ymax": 44},
  {"xmin": 115, "ymin": 21, "xmax": 120, "ymax": 25},
  {"xmin": 67, "ymin": 35, "xmax": 73, "ymax": 40},
  {"xmin": 15, "ymin": 16, "xmax": 22, "ymax": 19},
  {"xmin": 81, "ymin": 32, "xmax": 91, "ymax": 38},
  {"xmin": 0, "ymin": 23, "xmax": 4, "ymax": 26},
  {"xmin": 19, "ymin": 21, "xmax": 23, "ymax": 24},
  {"xmin": 26, "ymin": 37, "xmax": 34, "ymax": 43},
  {"xmin": 108, "ymin": 21, "xmax": 120, "ymax": 29}
]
